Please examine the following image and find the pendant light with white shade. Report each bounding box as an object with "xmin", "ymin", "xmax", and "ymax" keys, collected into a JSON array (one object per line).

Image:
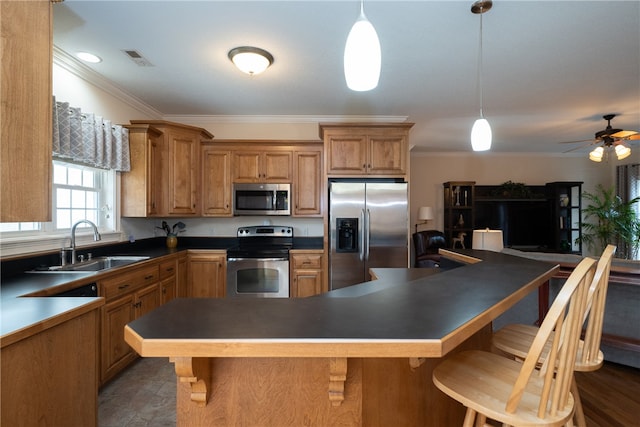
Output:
[
  {"xmin": 470, "ymin": 0, "xmax": 492, "ymax": 151},
  {"xmin": 344, "ymin": 0, "xmax": 381, "ymax": 91}
]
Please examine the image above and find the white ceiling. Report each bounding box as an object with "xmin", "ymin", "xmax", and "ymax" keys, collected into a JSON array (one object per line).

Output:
[{"xmin": 53, "ymin": 1, "xmax": 640, "ymax": 155}]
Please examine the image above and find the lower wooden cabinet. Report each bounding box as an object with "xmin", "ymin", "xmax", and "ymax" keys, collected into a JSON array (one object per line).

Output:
[
  {"xmin": 290, "ymin": 250, "xmax": 325, "ymax": 297},
  {"xmin": 159, "ymin": 257, "xmax": 178, "ymax": 304},
  {"xmin": 187, "ymin": 250, "xmax": 227, "ymax": 298},
  {"xmin": 99, "ymin": 264, "xmax": 160, "ymax": 385}
]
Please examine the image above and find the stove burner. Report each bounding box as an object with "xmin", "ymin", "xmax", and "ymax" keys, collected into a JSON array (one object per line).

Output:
[{"xmin": 228, "ymin": 225, "xmax": 293, "ymax": 259}]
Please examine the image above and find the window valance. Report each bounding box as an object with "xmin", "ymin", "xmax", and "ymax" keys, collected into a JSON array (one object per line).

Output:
[{"xmin": 52, "ymin": 98, "xmax": 131, "ymax": 172}]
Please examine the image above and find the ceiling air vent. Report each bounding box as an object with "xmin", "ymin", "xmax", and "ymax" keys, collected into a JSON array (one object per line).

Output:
[{"xmin": 122, "ymin": 49, "xmax": 154, "ymax": 67}]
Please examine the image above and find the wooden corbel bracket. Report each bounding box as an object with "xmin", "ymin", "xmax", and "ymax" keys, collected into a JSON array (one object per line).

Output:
[
  {"xmin": 328, "ymin": 357, "xmax": 348, "ymax": 406},
  {"xmin": 171, "ymin": 357, "xmax": 210, "ymax": 407},
  {"xmin": 409, "ymin": 357, "xmax": 426, "ymax": 369}
]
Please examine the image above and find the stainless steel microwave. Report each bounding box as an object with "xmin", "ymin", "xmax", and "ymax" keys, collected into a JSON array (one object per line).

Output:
[{"xmin": 233, "ymin": 183, "xmax": 290, "ymax": 216}]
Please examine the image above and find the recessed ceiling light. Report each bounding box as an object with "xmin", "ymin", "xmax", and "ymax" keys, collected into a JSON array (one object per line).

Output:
[{"xmin": 76, "ymin": 51, "xmax": 102, "ymax": 63}]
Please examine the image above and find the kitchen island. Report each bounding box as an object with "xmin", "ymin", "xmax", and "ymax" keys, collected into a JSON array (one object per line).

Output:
[{"xmin": 124, "ymin": 249, "xmax": 558, "ymax": 426}]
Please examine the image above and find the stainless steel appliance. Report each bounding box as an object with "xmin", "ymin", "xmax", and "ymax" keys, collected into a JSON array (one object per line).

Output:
[
  {"xmin": 226, "ymin": 225, "xmax": 293, "ymax": 298},
  {"xmin": 233, "ymin": 183, "xmax": 290, "ymax": 216},
  {"xmin": 329, "ymin": 180, "xmax": 409, "ymax": 290}
]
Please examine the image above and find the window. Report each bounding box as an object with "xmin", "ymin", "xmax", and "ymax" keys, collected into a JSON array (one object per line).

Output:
[{"xmin": 0, "ymin": 160, "xmax": 115, "ymax": 234}]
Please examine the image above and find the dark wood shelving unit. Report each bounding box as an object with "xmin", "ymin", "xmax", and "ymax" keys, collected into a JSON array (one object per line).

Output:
[{"xmin": 443, "ymin": 181, "xmax": 475, "ymax": 249}]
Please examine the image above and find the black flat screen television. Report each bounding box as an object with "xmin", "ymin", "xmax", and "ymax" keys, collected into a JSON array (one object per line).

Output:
[{"xmin": 475, "ymin": 200, "xmax": 553, "ymax": 250}]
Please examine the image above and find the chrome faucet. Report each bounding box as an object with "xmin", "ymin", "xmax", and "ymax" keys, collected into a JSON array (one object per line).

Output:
[{"xmin": 69, "ymin": 220, "xmax": 101, "ymax": 264}]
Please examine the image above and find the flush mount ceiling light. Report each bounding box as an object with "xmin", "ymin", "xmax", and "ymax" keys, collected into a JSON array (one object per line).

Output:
[
  {"xmin": 76, "ymin": 51, "xmax": 102, "ymax": 63},
  {"xmin": 344, "ymin": 0, "xmax": 381, "ymax": 91},
  {"xmin": 470, "ymin": 0, "xmax": 492, "ymax": 152},
  {"xmin": 228, "ymin": 46, "xmax": 273, "ymax": 75}
]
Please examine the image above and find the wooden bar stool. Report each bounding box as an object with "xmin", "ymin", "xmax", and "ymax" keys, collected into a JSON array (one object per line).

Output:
[
  {"xmin": 433, "ymin": 257, "xmax": 596, "ymax": 427},
  {"xmin": 492, "ymin": 245, "xmax": 616, "ymax": 427}
]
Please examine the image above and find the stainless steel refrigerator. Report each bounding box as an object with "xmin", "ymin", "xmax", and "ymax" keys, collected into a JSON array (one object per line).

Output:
[{"xmin": 329, "ymin": 180, "xmax": 409, "ymax": 290}]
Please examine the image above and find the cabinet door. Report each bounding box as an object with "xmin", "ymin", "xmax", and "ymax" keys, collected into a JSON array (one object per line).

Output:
[
  {"xmin": 160, "ymin": 276, "xmax": 176, "ymax": 305},
  {"xmin": 0, "ymin": 0, "xmax": 52, "ymax": 222},
  {"xmin": 177, "ymin": 254, "xmax": 188, "ymax": 297},
  {"xmin": 233, "ymin": 151, "xmax": 262, "ymax": 182},
  {"xmin": 291, "ymin": 269, "xmax": 323, "ymax": 298},
  {"xmin": 368, "ymin": 135, "xmax": 407, "ymax": 175},
  {"xmin": 202, "ymin": 148, "xmax": 232, "ymax": 216},
  {"xmin": 293, "ymin": 150, "xmax": 322, "ymax": 216},
  {"xmin": 101, "ymin": 294, "xmax": 136, "ymax": 383},
  {"xmin": 325, "ymin": 134, "xmax": 368, "ymax": 175},
  {"xmin": 122, "ymin": 126, "xmax": 163, "ymax": 217},
  {"xmin": 188, "ymin": 252, "xmax": 226, "ymax": 298},
  {"xmin": 136, "ymin": 283, "xmax": 160, "ymax": 318},
  {"xmin": 263, "ymin": 151, "xmax": 292, "ymax": 182},
  {"xmin": 168, "ymin": 129, "xmax": 199, "ymax": 215}
]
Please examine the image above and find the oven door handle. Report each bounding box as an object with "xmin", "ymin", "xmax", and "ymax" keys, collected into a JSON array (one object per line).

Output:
[{"xmin": 227, "ymin": 257, "xmax": 289, "ymax": 262}]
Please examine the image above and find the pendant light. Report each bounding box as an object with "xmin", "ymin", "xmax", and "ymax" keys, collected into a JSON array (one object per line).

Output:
[
  {"xmin": 470, "ymin": 1, "xmax": 492, "ymax": 151},
  {"xmin": 344, "ymin": 0, "xmax": 381, "ymax": 91}
]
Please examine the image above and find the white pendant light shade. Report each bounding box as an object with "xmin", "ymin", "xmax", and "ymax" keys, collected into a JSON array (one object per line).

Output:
[
  {"xmin": 344, "ymin": 7, "xmax": 381, "ymax": 91},
  {"xmin": 615, "ymin": 144, "xmax": 631, "ymax": 160},
  {"xmin": 471, "ymin": 117, "xmax": 492, "ymax": 151},
  {"xmin": 589, "ymin": 146, "xmax": 604, "ymax": 162}
]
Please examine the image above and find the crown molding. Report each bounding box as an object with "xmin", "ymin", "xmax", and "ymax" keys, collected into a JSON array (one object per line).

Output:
[
  {"xmin": 53, "ymin": 46, "xmax": 163, "ymax": 119},
  {"xmin": 162, "ymin": 114, "xmax": 409, "ymax": 124}
]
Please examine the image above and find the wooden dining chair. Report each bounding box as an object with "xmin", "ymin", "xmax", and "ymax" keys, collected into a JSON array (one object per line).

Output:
[
  {"xmin": 492, "ymin": 244, "xmax": 616, "ymax": 427},
  {"xmin": 433, "ymin": 257, "xmax": 596, "ymax": 427}
]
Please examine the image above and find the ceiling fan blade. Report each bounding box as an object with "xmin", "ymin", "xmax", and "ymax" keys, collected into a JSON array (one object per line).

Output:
[
  {"xmin": 626, "ymin": 133, "xmax": 640, "ymax": 140},
  {"xmin": 612, "ymin": 130, "xmax": 638, "ymax": 138},
  {"xmin": 558, "ymin": 138, "xmax": 593, "ymax": 144},
  {"xmin": 562, "ymin": 141, "xmax": 596, "ymax": 153}
]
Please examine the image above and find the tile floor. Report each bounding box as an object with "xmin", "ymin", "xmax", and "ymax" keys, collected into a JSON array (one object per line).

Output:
[{"xmin": 98, "ymin": 358, "xmax": 176, "ymax": 426}]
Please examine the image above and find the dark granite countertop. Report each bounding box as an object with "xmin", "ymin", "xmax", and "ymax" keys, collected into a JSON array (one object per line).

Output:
[
  {"xmin": 125, "ymin": 250, "xmax": 559, "ymax": 359},
  {"xmin": 0, "ymin": 236, "xmax": 323, "ymax": 346}
]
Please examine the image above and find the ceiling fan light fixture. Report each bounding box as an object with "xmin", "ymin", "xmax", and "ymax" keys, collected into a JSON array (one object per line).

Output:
[
  {"xmin": 470, "ymin": 0, "xmax": 492, "ymax": 152},
  {"xmin": 344, "ymin": 0, "xmax": 381, "ymax": 91},
  {"xmin": 615, "ymin": 143, "xmax": 631, "ymax": 160},
  {"xmin": 589, "ymin": 146, "xmax": 604, "ymax": 162},
  {"xmin": 228, "ymin": 46, "xmax": 273, "ymax": 75}
]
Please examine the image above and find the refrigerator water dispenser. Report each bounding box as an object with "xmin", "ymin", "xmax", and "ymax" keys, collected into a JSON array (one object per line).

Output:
[{"xmin": 336, "ymin": 218, "xmax": 358, "ymax": 252}]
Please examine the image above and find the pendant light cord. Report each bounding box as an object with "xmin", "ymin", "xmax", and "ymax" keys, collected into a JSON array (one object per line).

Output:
[{"xmin": 477, "ymin": 6, "xmax": 485, "ymax": 119}]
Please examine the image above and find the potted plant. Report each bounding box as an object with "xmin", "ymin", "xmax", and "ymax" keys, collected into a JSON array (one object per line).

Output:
[
  {"xmin": 156, "ymin": 221, "xmax": 186, "ymax": 248},
  {"xmin": 577, "ymin": 184, "xmax": 640, "ymax": 259}
]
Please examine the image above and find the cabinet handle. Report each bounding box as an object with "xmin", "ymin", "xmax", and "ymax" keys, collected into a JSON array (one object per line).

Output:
[
  {"xmin": 144, "ymin": 275, "xmax": 154, "ymax": 280},
  {"xmin": 118, "ymin": 284, "xmax": 130, "ymax": 290},
  {"xmin": 165, "ymin": 267, "xmax": 174, "ymax": 272}
]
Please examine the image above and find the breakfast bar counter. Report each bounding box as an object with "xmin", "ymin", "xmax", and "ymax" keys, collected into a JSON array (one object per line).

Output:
[{"xmin": 124, "ymin": 249, "xmax": 558, "ymax": 426}]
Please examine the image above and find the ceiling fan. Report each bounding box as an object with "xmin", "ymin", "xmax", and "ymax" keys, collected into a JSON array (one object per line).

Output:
[{"xmin": 562, "ymin": 114, "xmax": 639, "ymax": 162}]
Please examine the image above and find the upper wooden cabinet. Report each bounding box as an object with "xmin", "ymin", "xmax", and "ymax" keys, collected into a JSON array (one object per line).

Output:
[
  {"xmin": 0, "ymin": 0, "xmax": 52, "ymax": 222},
  {"xmin": 232, "ymin": 149, "xmax": 292, "ymax": 183},
  {"xmin": 320, "ymin": 123, "xmax": 414, "ymax": 178},
  {"xmin": 123, "ymin": 120, "xmax": 213, "ymax": 217},
  {"xmin": 293, "ymin": 146, "xmax": 323, "ymax": 217},
  {"xmin": 201, "ymin": 146, "xmax": 232, "ymax": 217}
]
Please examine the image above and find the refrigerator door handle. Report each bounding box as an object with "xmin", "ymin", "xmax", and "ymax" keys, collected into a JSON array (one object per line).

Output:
[
  {"xmin": 365, "ymin": 208, "xmax": 371, "ymax": 260},
  {"xmin": 359, "ymin": 209, "xmax": 366, "ymax": 261}
]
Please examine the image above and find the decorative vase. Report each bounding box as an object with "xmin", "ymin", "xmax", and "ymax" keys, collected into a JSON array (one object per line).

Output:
[{"xmin": 166, "ymin": 234, "xmax": 178, "ymax": 248}]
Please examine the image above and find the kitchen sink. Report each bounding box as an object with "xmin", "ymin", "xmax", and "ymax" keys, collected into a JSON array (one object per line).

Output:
[{"xmin": 28, "ymin": 256, "xmax": 151, "ymax": 273}]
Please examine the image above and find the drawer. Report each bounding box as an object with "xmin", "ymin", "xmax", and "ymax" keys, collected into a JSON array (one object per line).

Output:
[
  {"xmin": 159, "ymin": 259, "xmax": 177, "ymax": 280},
  {"xmin": 101, "ymin": 265, "xmax": 159, "ymax": 300},
  {"xmin": 292, "ymin": 254, "xmax": 322, "ymax": 269}
]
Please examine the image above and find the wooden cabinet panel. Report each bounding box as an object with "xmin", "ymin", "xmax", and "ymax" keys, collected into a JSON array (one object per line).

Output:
[
  {"xmin": 187, "ymin": 251, "xmax": 226, "ymax": 298},
  {"xmin": 135, "ymin": 282, "xmax": 161, "ymax": 318},
  {"xmin": 232, "ymin": 150, "xmax": 292, "ymax": 183},
  {"xmin": 202, "ymin": 148, "xmax": 232, "ymax": 216},
  {"xmin": 122, "ymin": 125, "xmax": 163, "ymax": 216},
  {"xmin": 168, "ymin": 129, "xmax": 199, "ymax": 215},
  {"xmin": 290, "ymin": 250, "xmax": 325, "ymax": 298},
  {"xmin": 293, "ymin": 149, "xmax": 323, "ymax": 216},
  {"xmin": 101, "ymin": 293, "xmax": 136, "ymax": 382},
  {"xmin": 320, "ymin": 123, "xmax": 413, "ymax": 178},
  {"xmin": 177, "ymin": 253, "xmax": 188, "ymax": 297},
  {"xmin": 0, "ymin": 0, "xmax": 52, "ymax": 222},
  {"xmin": 101, "ymin": 264, "xmax": 159, "ymax": 300},
  {"xmin": 325, "ymin": 134, "xmax": 368, "ymax": 175}
]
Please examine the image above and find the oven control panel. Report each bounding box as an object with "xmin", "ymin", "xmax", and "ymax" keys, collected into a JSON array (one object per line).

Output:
[{"xmin": 237, "ymin": 226, "xmax": 293, "ymax": 238}]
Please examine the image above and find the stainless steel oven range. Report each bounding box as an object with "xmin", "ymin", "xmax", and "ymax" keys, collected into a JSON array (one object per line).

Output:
[{"xmin": 226, "ymin": 225, "xmax": 293, "ymax": 298}]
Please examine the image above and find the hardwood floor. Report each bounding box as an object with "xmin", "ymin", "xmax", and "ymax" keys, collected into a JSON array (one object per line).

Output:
[
  {"xmin": 575, "ymin": 362, "xmax": 640, "ymax": 427},
  {"xmin": 99, "ymin": 359, "xmax": 639, "ymax": 426}
]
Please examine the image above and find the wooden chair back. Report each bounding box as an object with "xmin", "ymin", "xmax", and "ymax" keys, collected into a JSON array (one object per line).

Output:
[
  {"xmin": 579, "ymin": 244, "xmax": 616, "ymax": 368},
  {"xmin": 505, "ymin": 257, "xmax": 596, "ymax": 418}
]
